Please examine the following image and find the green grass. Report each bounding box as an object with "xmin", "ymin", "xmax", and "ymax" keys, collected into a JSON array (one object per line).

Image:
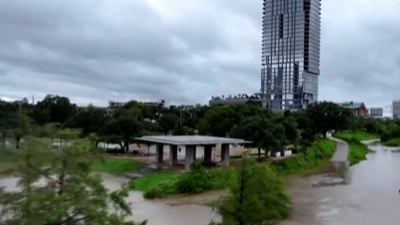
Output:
[
  {"xmin": 347, "ymin": 140, "xmax": 368, "ymax": 165},
  {"xmin": 129, "ymin": 166, "xmax": 236, "ymax": 199},
  {"xmin": 333, "ymin": 132, "xmax": 372, "ymax": 165},
  {"xmin": 0, "ymin": 150, "xmax": 146, "ymax": 176},
  {"xmin": 132, "ymin": 140, "xmax": 338, "ymax": 199},
  {"xmin": 333, "ymin": 131, "xmax": 379, "ymax": 141},
  {"xmin": 90, "ymin": 157, "xmax": 146, "ymax": 175},
  {"xmin": 270, "ymin": 139, "xmax": 337, "ymax": 175},
  {"xmin": 129, "ymin": 169, "xmax": 181, "ymax": 192},
  {"xmin": 0, "ymin": 149, "xmax": 20, "ymax": 163},
  {"xmin": 383, "ymin": 138, "xmax": 400, "ymax": 147}
]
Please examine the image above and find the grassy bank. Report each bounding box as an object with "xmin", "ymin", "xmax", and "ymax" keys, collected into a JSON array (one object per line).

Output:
[
  {"xmin": 0, "ymin": 149, "xmax": 146, "ymax": 176},
  {"xmin": 90, "ymin": 157, "xmax": 146, "ymax": 175},
  {"xmin": 270, "ymin": 139, "xmax": 337, "ymax": 175},
  {"xmin": 333, "ymin": 131, "xmax": 379, "ymax": 141},
  {"xmin": 382, "ymin": 138, "xmax": 400, "ymax": 147},
  {"xmin": 129, "ymin": 164, "xmax": 235, "ymax": 199},
  {"xmin": 333, "ymin": 132, "xmax": 374, "ymax": 165},
  {"xmin": 130, "ymin": 139, "xmax": 336, "ymax": 199}
]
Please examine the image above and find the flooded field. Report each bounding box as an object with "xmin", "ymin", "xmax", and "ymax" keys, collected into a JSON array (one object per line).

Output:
[{"xmin": 2, "ymin": 141, "xmax": 400, "ymax": 225}]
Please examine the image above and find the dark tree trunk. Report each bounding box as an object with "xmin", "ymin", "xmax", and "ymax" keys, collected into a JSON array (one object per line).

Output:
[
  {"xmin": 257, "ymin": 148, "xmax": 261, "ymax": 158},
  {"xmin": 15, "ymin": 138, "xmax": 20, "ymax": 149}
]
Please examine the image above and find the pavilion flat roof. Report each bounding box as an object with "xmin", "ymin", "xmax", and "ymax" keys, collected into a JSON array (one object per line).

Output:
[{"xmin": 135, "ymin": 135, "xmax": 251, "ymax": 146}]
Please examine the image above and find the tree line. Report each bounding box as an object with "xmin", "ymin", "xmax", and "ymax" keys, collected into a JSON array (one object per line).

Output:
[{"xmin": 2, "ymin": 94, "xmax": 383, "ymax": 154}]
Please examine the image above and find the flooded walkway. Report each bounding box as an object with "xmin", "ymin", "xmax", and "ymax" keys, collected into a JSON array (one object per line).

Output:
[
  {"xmin": 281, "ymin": 141, "xmax": 400, "ymax": 225},
  {"xmin": 329, "ymin": 137, "xmax": 348, "ymax": 162}
]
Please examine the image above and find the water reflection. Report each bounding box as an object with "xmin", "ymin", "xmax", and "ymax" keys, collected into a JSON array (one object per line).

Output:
[{"xmin": 282, "ymin": 142, "xmax": 400, "ymax": 225}]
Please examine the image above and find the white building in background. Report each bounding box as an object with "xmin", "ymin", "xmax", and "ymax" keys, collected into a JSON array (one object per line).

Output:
[
  {"xmin": 369, "ymin": 108, "xmax": 383, "ymax": 118},
  {"xmin": 393, "ymin": 99, "xmax": 400, "ymax": 120}
]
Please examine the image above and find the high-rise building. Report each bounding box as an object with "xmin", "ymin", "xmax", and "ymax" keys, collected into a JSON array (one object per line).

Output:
[
  {"xmin": 393, "ymin": 100, "xmax": 400, "ymax": 119},
  {"xmin": 261, "ymin": 0, "xmax": 321, "ymax": 110}
]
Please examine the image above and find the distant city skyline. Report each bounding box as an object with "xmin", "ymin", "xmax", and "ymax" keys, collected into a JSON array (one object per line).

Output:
[{"xmin": 0, "ymin": 0, "xmax": 399, "ymax": 109}]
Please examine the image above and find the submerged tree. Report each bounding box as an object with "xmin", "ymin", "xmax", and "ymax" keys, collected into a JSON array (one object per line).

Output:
[
  {"xmin": 213, "ymin": 156, "xmax": 290, "ymax": 225},
  {"xmin": 0, "ymin": 132, "xmax": 146, "ymax": 225}
]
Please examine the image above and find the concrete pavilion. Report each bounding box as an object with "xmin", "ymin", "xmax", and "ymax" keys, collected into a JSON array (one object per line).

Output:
[{"xmin": 135, "ymin": 135, "xmax": 251, "ymax": 170}]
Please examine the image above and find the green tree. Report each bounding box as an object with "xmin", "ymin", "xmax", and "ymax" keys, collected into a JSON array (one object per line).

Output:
[
  {"xmin": 305, "ymin": 101, "xmax": 352, "ymax": 138},
  {"xmin": 158, "ymin": 113, "xmax": 179, "ymax": 135},
  {"xmin": 31, "ymin": 95, "xmax": 77, "ymax": 125},
  {"xmin": 63, "ymin": 106, "xmax": 109, "ymax": 137},
  {"xmin": 99, "ymin": 107, "xmax": 143, "ymax": 152},
  {"xmin": 213, "ymin": 156, "xmax": 290, "ymax": 225},
  {"xmin": 198, "ymin": 106, "xmax": 238, "ymax": 136},
  {"xmin": 0, "ymin": 133, "xmax": 146, "ymax": 225},
  {"xmin": 231, "ymin": 115, "xmax": 287, "ymax": 158}
]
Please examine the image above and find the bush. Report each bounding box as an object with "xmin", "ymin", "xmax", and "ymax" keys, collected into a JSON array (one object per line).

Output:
[
  {"xmin": 383, "ymin": 138, "xmax": 400, "ymax": 147},
  {"xmin": 175, "ymin": 161, "xmax": 219, "ymax": 194},
  {"xmin": 214, "ymin": 157, "xmax": 290, "ymax": 224},
  {"xmin": 270, "ymin": 139, "xmax": 336, "ymax": 174},
  {"xmin": 143, "ymin": 181, "xmax": 177, "ymax": 199},
  {"xmin": 136, "ymin": 162, "xmax": 234, "ymax": 199},
  {"xmin": 347, "ymin": 138, "xmax": 368, "ymax": 165}
]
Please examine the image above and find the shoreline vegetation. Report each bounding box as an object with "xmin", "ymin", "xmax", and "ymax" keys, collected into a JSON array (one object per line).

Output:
[
  {"xmin": 332, "ymin": 131, "xmax": 379, "ymax": 165},
  {"xmin": 3, "ymin": 97, "xmax": 394, "ymax": 225},
  {"xmin": 128, "ymin": 139, "xmax": 337, "ymax": 200},
  {"xmin": 382, "ymin": 138, "xmax": 400, "ymax": 147}
]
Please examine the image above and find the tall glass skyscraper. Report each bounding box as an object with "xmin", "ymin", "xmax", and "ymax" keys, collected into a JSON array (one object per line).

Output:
[{"xmin": 261, "ymin": 0, "xmax": 321, "ymax": 110}]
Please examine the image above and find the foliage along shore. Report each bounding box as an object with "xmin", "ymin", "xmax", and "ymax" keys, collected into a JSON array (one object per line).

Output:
[
  {"xmin": 332, "ymin": 131, "xmax": 378, "ymax": 165},
  {"xmin": 2, "ymin": 94, "xmax": 400, "ymax": 225},
  {"xmin": 128, "ymin": 139, "xmax": 337, "ymax": 200}
]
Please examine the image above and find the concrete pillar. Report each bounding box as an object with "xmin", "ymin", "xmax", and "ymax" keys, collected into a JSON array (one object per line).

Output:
[
  {"xmin": 185, "ymin": 145, "xmax": 196, "ymax": 170},
  {"xmin": 204, "ymin": 145, "xmax": 212, "ymax": 163},
  {"xmin": 169, "ymin": 145, "xmax": 178, "ymax": 166},
  {"xmin": 156, "ymin": 143, "xmax": 164, "ymax": 164},
  {"xmin": 221, "ymin": 144, "xmax": 230, "ymax": 165}
]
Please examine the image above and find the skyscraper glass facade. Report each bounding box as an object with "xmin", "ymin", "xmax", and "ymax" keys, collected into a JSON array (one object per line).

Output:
[{"xmin": 261, "ymin": 0, "xmax": 321, "ymax": 110}]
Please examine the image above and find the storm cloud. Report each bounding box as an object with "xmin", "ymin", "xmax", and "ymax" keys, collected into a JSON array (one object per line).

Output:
[{"xmin": 0, "ymin": 0, "xmax": 399, "ymax": 111}]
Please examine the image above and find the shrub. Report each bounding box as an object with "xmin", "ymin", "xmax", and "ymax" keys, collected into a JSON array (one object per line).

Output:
[
  {"xmin": 175, "ymin": 161, "xmax": 215, "ymax": 194},
  {"xmin": 214, "ymin": 157, "xmax": 290, "ymax": 224},
  {"xmin": 270, "ymin": 139, "xmax": 336, "ymax": 174},
  {"xmin": 143, "ymin": 181, "xmax": 177, "ymax": 199}
]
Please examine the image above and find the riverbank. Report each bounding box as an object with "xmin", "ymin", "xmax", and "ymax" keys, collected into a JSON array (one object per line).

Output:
[
  {"xmin": 382, "ymin": 138, "xmax": 400, "ymax": 147},
  {"xmin": 332, "ymin": 132, "xmax": 379, "ymax": 165},
  {"xmin": 128, "ymin": 139, "xmax": 337, "ymax": 199},
  {"xmin": 281, "ymin": 141, "xmax": 400, "ymax": 225}
]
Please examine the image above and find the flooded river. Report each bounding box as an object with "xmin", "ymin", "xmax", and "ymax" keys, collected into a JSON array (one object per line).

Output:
[
  {"xmin": 1, "ymin": 141, "xmax": 400, "ymax": 225},
  {"xmin": 282, "ymin": 141, "xmax": 400, "ymax": 225},
  {"xmin": 0, "ymin": 173, "xmax": 220, "ymax": 225}
]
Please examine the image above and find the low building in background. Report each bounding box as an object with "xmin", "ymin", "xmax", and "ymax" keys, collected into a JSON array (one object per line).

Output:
[
  {"xmin": 209, "ymin": 94, "xmax": 268, "ymax": 108},
  {"xmin": 393, "ymin": 99, "xmax": 400, "ymax": 120},
  {"xmin": 369, "ymin": 107, "xmax": 383, "ymax": 118},
  {"xmin": 108, "ymin": 99, "xmax": 168, "ymax": 109},
  {"xmin": 340, "ymin": 101, "xmax": 368, "ymax": 117}
]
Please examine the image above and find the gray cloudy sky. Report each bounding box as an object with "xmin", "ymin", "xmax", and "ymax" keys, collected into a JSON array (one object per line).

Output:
[{"xmin": 0, "ymin": 0, "xmax": 399, "ymax": 111}]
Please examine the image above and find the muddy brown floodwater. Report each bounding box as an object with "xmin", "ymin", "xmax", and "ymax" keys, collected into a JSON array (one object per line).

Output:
[
  {"xmin": 2, "ymin": 141, "xmax": 400, "ymax": 225},
  {"xmin": 0, "ymin": 172, "xmax": 222, "ymax": 225},
  {"xmin": 281, "ymin": 141, "xmax": 400, "ymax": 225}
]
